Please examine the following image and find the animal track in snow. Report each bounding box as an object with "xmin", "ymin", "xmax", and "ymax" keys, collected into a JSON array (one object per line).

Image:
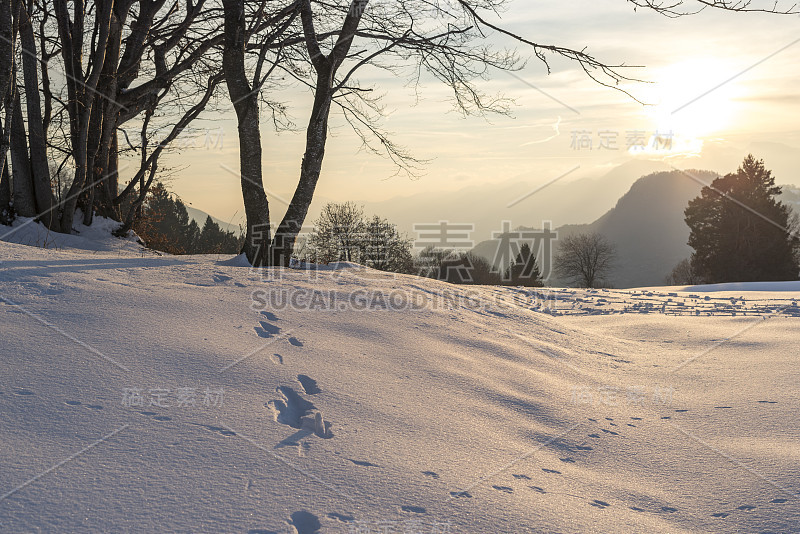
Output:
[
  {"xmin": 288, "ymin": 511, "xmax": 321, "ymax": 534},
  {"xmin": 13, "ymin": 388, "xmax": 34, "ymax": 396},
  {"xmin": 297, "ymin": 375, "xmax": 320, "ymax": 395},
  {"xmin": 492, "ymin": 485, "xmax": 514, "ymax": 494},
  {"xmin": 450, "ymin": 491, "xmax": 472, "ymax": 498},
  {"xmin": 267, "ymin": 387, "xmax": 315, "ymax": 428},
  {"xmin": 327, "ymin": 512, "xmax": 354, "ymax": 523},
  {"xmin": 542, "ymin": 468, "xmax": 561, "ymax": 475},
  {"xmin": 422, "ymin": 471, "xmax": 439, "ymax": 479},
  {"xmin": 65, "ymin": 400, "xmax": 104, "ymax": 410},
  {"xmin": 255, "ymin": 321, "xmax": 281, "ymax": 338},
  {"xmin": 400, "ymin": 505, "xmax": 426, "ymax": 514},
  {"xmin": 348, "ymin": 459, "xmax": 379, "ymax": 467},
  {"xmin": 212, "ymin": 273, "xmax": 232, "ymax": 283},
  {"xmin": 512, "ymin": 474, "xmax": 531, "ymax": 480},
  {"xmin": 590, "ymin": 500, "xmax": 610, "ymax": 508},
  {"xmin": 267, "ymin": 386, "xmax": 332, "ymax": 438},
  {"xmin": 260, "ymin": 311, "xmax": 279, "ymax": 321},
  {"xmin": 191, "ymin": 423, "xmax": 236, "ymax": 436}
]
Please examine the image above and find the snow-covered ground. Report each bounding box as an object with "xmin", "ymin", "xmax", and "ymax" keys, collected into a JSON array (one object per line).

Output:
[{"xmin": 0, "ymin": 225, "xmax": 798, "ymax": 533}]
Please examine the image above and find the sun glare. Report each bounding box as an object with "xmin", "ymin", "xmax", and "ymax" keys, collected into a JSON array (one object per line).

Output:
[{"xmin": 642, "ymin": 58, "xmax": 744, "ymax": 140}]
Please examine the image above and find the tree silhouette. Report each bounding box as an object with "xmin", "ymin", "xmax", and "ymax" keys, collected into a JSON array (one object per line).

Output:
[{"xmin": 685, "ymin": 155, "xmax": 799, "ymax": 283}]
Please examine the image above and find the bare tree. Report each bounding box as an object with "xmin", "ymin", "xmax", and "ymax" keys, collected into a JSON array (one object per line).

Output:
[
  {"xmin": 307, "ymin": 201, "xmax": 365, "ymax": 263},
  {"xmin": 666, "ymin": 258, "xmax": 701, "ymax": 286},
  {"xmin": 555, "ymin": 233, "xmax": 617, "ymax": 288}
]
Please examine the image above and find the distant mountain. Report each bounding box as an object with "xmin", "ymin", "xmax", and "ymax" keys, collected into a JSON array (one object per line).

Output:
[
  {"xmin": 185, "ymin": 206, "xmax": 241, "ymax": 235},
  {"xmin": 471, "ymin": 169, "xmax": 719, "ymax": 288},
  {"xmin": 362, "ymin": 159, "xmax": 670, "ymax": 242}
]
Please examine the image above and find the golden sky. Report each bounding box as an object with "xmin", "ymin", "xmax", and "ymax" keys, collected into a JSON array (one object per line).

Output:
[{"xmin": 146, "ymin": 1, "xmax": 800, "ymax": 227}]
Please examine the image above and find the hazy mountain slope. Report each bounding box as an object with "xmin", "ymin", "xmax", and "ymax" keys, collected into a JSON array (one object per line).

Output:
[
  {"xmin": 471, "ymin": 170, "xmax": 718, "ymax": 288},
  {"xmin": 185, "ymin": 205, "xmax": 242, "ymax": 235}
]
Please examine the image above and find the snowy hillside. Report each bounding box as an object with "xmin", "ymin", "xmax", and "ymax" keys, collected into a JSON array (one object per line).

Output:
[{"xmin": 0, "ymin": 231, "xmax": 798, "ymax": 533}]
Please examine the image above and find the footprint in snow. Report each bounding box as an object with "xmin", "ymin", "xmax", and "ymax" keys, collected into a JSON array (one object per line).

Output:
[
  {"xmin": 600, "ymin": 428, "xmax": 618, "ymax": 435},
  {"xmin": 288, "ymin": 337, "xmax": 303, "ymax": 347},
  {"xmin": 13, "ymin": 388, "xmax": 35, "ymax": 396},
  {"xmin": 512, "ymin": 474, "xmax": 531, "ymax": 480},
  {"xmin": 271, "ymin": 353, "xmax": 284, "ymax": 365},
  {"xmin": 400, "ymin": 505, "xmax": 426, "ymax": 514},
  {"xmin": 492, "ymin": 485, "xmax": 514, "ymax": 494},
  {"xmin": 191, "ymin": 423, "xmax": 235, "ymax": 436},
  {"xmin": 590, "ymin": 500, "xmax": 610, "ymax": 508},
  {"xmin": 737, "ymin": 504, "xmax": 756, "ymax": 511},
  {"xmin": 757, "ymin": 400, "xmax": 778, "ymax": 404},
  {"xmin": 268, "ymin": 386, "xmax": 332, "ymax": 438},
  {"xmin": 297, "ymin": 375, "xmax": 321, "ymax": 395},
  {"xmin": 212, "ymin": 273, "xmax": 232, "ymax": 283},
  {"xmin": 529, "ymin": 486, "xmax": 547, "ymax": 494},
  {"xmin": 255, "ymin": 321, "xmax": 281, "ymax": 338},
  {"xmin": 66, "ymin": 400, "xmax": 104, "ymax": 410},
  {"xmin": 288, "ymin": 511, "xmax": 320, "ymax": 534},
  {"xmin": 660, "ymin": 506, "xmax": 678, "ymax": 513},
  {"xmin": 348, "ymin": 459, "xmax": 379, "ymax": 467},
  {"xmin": 327, "ymin": 512, "xmax": 354, "ymax": 523},
  {"xmin": 449, "ymin": 491, "xmax": 472, "ymax": 498},
  {"xmin": 711, "ymin": 512, "xmax": 729, "ymax": 518},
  {"xmin": 137, "ymin": 411, "xmax": 172, "ymax": 421},
  {"xmin": 588, "ymin": 434, "xmax": 601, "ymax": 438},
  {"xmin": 560, "ymin": 457, "xmax": 575, "ymax": 463},
  {"xmin": 542, "ymin": 468, "xmax": 561, "ymax": 475},
  {"xmin": 422, "ymin": 471, "xmax": 439, "ymax": 479},
  {"xmin": 770, "ymin": 498, "xmax": 788, "ymax": 504},
  {"xmin": 260, "ymin": 311, "xmax": 279, "ymax": 322}
]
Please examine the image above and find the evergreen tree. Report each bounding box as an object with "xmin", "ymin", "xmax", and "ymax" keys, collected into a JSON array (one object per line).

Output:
[
  {"xmin": 195, "ymin": 215, "xmax": 242, "ymax": 254},
  {"xmin": 504, "ymin": 243, "xmax": 544, "ymax": 286},
  {"xmin": 685, "ymin": 155, "xmax": 799, "ymax": 283}
]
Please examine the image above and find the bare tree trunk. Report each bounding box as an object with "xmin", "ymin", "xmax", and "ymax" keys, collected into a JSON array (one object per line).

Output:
[
  {"xmin": 222, "ymin": 0, "xmax": 271, "ymax": 266},
  {"xmin": 271, "ymin": 0, "xmax": 365, "ymax": 266},
  {"xmin": 19, "ymin": 2, "xmax": 58, "ymax": 229},
  {"xmin": 56, "ymin": 0, "xmax": 114, "ymax": 232},
  {"xmin": 10, "ymin": 90, "xmax": 35, "ymax": 217},
  {"xmin": 271, "ymin": 71, "xmax": 332, "ymax": 265},
  {"xmin": 0, "ymin": 0, "xmax": 14, "ymax": 222},
  {"xmin": 0, "ymin": 0, "xmax": 12, "ymax": 114}
]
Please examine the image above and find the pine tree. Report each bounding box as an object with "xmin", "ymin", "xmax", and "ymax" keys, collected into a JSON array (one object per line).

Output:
[
  {"xmin": 504, "ymin": 243, "xmax": 544, "ymax": 287},
  {"xmin": 685, "ymin": 155, "xmax": 799, "ymax": 283}
]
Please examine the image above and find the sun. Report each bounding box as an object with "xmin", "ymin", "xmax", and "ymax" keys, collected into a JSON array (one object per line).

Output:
[{"xmin": 641, "ymin": 58, "xmax": 744, "ymax": 140}]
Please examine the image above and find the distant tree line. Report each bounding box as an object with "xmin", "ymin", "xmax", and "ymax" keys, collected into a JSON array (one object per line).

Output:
[{"xmin": 124, "ymin": 182, "xmax": 242, "ymax": 255}]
